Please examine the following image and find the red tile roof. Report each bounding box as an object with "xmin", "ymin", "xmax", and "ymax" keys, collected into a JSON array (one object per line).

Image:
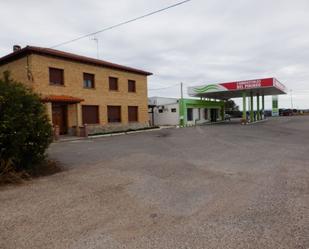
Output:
[
  {"xmin": 41, "ymin": 95, "xmax": 84, "ymax": 103},
  {"xmin": 0, "ymin": 46, "xmax": 152, "ymax": 76}
]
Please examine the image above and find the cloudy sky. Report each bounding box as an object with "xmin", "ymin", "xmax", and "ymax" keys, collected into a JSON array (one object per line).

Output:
[{"xmin": 1, "ymin": 0, "xmax": 309, "ymax": 109}]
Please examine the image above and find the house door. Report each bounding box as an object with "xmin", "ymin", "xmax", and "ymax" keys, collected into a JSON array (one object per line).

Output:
[{"xmin": 52, "ymin": 103, "xmax": 68, "ymax": 135}]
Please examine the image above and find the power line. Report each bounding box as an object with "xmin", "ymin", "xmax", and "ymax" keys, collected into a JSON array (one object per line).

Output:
[
  {"xmin": 51, "ymin": 0, "xmax": 192, "ymax": 48},
  {"xmin": 148, "ymin": 83, "xmax": 180, "ymax": 91},
  {"xmin": 291, "ymin": 89, "xmax": 309, "ymax": 92}
]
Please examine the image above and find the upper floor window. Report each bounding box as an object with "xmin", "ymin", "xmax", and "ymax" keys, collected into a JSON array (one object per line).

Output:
[
  {"xmin": 128, "ymin": 80, "xmax": 136, "ymax": 92},
  {"xmin": 83, "ymin": 73, "xmax": 95, "ymax": 88},
  {"xmin": 49, "ymin": 67, "xmax": 64, "ymax": 85},
  {"xmin": 109, "ymin": 77, "xmax": 118, "ymax": 91}
]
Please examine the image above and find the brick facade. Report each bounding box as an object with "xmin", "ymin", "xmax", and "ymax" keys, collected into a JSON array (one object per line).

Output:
[{"xmin": 0, "ymin": 47, "xmax": 152, "ymax": 135}]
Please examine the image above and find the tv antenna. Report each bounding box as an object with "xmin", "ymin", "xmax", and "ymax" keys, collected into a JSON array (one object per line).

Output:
[{"xmin": 90, "ymin": 37, "xmax": 99, "ymax": 59}]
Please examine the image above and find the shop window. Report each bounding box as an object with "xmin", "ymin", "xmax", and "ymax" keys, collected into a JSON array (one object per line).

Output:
[
  {"xmin": 187, "ymin": 108, "xmax": 193, "ymax": 121},
  {"xmin": 204, "ymin": 109, "xmax": 208, "ymax": 120}
]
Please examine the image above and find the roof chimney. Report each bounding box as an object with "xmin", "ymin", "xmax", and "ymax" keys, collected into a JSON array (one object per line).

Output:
[{"xmin": 13, "ymin": 45, "xmax": 21, "ymax": 52}]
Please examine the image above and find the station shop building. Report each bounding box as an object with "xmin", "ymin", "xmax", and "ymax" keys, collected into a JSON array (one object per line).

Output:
[{"xmin": 148, "ymin": 97, "xmax": 225, "ymax": 126}]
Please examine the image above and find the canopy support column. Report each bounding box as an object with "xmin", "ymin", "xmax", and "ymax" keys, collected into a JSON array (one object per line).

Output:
[
  {"xmin": 242, "ymin": 92, "xmax": 247, "ymax": 121},
  {"xmin": 250, "ymin": 92, "xmax": 254, "ymax": 122},
  {"xmin": 262, "ymin": 95, "xmax": 265, "ymax": 119},
  {"xmin": 257, "ymin": 94, "xmax": 260, "ymax": 120},
  {"xmin": 221, "ymin": 101, "xmax": 225, "ymax": 121}
]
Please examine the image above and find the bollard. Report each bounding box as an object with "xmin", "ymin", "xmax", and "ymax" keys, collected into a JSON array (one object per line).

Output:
[{"xmin": 53, "ymin": 125, "xmax": 60, "ymax": 141}]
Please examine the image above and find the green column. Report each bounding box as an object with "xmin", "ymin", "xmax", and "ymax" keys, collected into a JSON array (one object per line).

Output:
[
  {"xmin": 221, "ymin": 102, "xmax": 225, "ymax": 121},
  {"xmin": 242, "ymin": 92, "xmax": 247, "ymax": 120},
  {"xmin": 257, "ymin": 94, "xmax": 260, "ymax": 120},
  {"xmin": 250, "ymin": 92, "xmax": 254, "ymax": 122},
  {"xmin": 262, "ymin": 95, "xmax": 265, "ymax": 119}
]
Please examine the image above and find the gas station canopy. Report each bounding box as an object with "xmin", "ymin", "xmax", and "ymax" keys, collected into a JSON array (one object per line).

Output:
[{"xmin": 188, "ymin": 78, "xmax": 287, "ymax": 99}]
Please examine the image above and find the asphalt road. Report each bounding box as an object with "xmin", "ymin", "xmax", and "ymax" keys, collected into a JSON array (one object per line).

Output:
[{"xmin": 1, "ymin": 116, "xmax": 308, "ymax": 249}]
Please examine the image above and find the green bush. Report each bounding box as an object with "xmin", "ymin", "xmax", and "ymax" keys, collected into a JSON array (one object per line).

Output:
[{"xmin": 0, "ymin": 71, "xmax": 53, "ymax": 176}]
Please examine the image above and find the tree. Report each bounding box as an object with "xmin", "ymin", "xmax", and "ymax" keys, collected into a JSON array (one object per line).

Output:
[
  {"xmin": 224, "ymin": 99, "xmax": 239, "ymax": 111},
  {"xmin": 0, "ymin": 71, "xmax": 52, "ymax": 176}
]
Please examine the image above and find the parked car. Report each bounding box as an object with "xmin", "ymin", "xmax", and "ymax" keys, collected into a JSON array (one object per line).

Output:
[
  {"xmin": 280, "ymin": 109, "xmax": 293, "ymax": 116},
  {"xmin": 225, "ymin": 114, "xmax": 231, "ymax": 121}
]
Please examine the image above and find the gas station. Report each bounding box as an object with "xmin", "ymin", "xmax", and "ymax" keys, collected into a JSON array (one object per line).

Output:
[{"xmin": 188, "ymin": 78, "xmax": 287, "ymax": 123}]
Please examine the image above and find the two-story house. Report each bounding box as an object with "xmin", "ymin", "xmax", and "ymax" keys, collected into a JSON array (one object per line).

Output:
[{"xmin": 0, "ymin": 45, "xmax": 152, "ymax": 136}]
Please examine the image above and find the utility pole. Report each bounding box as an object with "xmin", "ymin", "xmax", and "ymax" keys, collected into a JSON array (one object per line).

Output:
[
  {"xmin": 290, "ymin": 89, "xmax": 294, "ymax": 109},
  {"xmin": 180, "ymin": 82, "xmax": 183, "ymax": 99},
  {"xmin": 180, "ymin": 82, "xmax": 184, "ymax": 127}
]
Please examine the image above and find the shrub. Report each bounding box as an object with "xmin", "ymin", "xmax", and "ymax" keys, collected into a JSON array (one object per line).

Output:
[{"xmin": 0, "ymin": 71, "xmax": 53, "ymax": 181}]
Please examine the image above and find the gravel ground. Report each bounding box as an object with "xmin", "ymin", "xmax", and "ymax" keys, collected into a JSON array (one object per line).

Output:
[{"xmin": 1, "ymin": 116, "xmax": 308, "ymax": 249}]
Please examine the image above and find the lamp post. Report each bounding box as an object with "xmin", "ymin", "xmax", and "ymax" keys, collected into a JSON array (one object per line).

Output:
[{"xmin": 290, "ymin": 89, "xmax": 294, "ymax": 109}]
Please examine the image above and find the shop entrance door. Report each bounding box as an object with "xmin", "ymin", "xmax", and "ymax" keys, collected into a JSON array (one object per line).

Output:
[{"xmin": 210, "ymin": 109, "xmax": 218, "ymax": 122}]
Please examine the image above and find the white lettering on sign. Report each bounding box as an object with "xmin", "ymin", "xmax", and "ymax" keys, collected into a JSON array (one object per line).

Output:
[{"xmin": 236, "ymin": 80, "xmax": 261, "ymax": 89}]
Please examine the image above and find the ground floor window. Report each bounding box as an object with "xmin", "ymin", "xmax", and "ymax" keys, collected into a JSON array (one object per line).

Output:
[
  {"xmin": 187, "ymin": 108, "xmax": 193, "ymax": 121},
  {"xmin": 82, "ymin": 105, "xmax": 99, "ymax": 124},
  {"xmin": 108, "ymin": 106, "xmax": 121, "ymax": 123},
  {"xmin": 128, "ymin": 106, "xmax": 138, "ymax": 122}
]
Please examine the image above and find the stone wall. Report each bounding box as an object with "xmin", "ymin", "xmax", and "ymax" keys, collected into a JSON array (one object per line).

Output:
[
  {"xmin": 0, "ymin": 53, "xmax": 151, "ymax": 135},
  {"xmin": 85, "ymin": 122, "xmax": 150, "ymax": 135},
  {"xmin": 30, "ymin": 54, "xmax": 149, "ymax": 127}
]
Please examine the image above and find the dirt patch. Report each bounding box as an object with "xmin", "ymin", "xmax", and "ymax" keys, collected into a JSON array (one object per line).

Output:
[{"xmin": 0, "ymin": 159, "xmax": 63, "ymax": 186}]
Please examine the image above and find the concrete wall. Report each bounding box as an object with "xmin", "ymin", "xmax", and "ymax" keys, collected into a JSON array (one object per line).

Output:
[
  {"xmin": 151, "ymin": 105, "xmax": 216, "ymax": 126},
  {"xmin": 151, "ymin": 103, "xmax": 179, "ymax": 126},
  {"xmin": 149, "ymin": 97, "xmax": 224, "ymax": 126},
  {"xmin": 149, "ymin": 97, "xmax": 178, "ymax": 106}
]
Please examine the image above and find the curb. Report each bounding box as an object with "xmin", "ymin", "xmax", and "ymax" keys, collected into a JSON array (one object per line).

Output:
[
  {"xmin": 53, "ymin": 128, "xmax": 162, "ymax": 143},
  {"xmin": 246, "ymin": 119, "xmax": 268, "ymax": 125}
]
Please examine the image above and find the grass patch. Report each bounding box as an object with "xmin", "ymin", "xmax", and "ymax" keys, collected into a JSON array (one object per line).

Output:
[{"xmin": 88, "ymin": 126, "xmax": 160, "ymax": 137}]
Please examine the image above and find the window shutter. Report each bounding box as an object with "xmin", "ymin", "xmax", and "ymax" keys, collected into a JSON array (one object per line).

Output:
[
  {"xmin": 49, "ymin": 68, "xmax": 64, "ymax": 85},
  {"xmin": 82, "ymin": 105, "xmax": 99, "ymax": 124},
  {"xmin": 128, "ymin": 106, "xmax": 138, "ymax": 122},
  {"xmin": 108, "ymin": 106, "xmax": 121, "ymax": 122},
  {"xmin": 128, "ymin": 80, "xmax": 136, "ymax": 92},
  {"xmin": 109, "ymin": 77, "xmax": 118, "ymax": 91}
]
